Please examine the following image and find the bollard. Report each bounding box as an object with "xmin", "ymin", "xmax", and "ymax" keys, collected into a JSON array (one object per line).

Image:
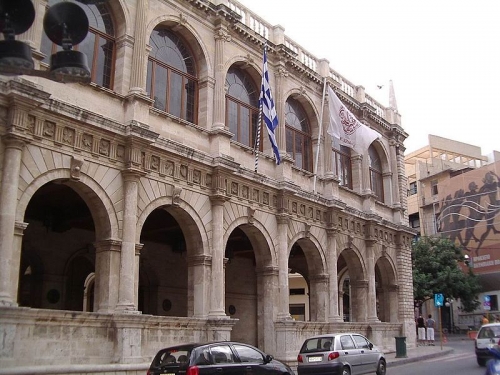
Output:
[{"xmin": 395, "ymin": 336, "xmax": 407, "ymax": 358}]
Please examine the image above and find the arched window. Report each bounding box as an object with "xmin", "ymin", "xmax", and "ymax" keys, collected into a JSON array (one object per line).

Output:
[
  {"xmin": 285, "ymin": 98, "xmax": 312, "ymax": 171},
  {"xmin": 147, "ymin": 28, "xmax": 198, "ymax": 123},
  {"xmin": 41, "ymin": 0, "xmax": 115, "ymax": 89},
  {"xmin": 225, "ymin": 67, "xmax": 260, "ymax": 147},
  {"xmin": 332, "ymin": 138, "xmax": 352, "ymax": 188},
  {"xmin": 369, "ymin": 145, "xmax": 384, "ymax": 202}
]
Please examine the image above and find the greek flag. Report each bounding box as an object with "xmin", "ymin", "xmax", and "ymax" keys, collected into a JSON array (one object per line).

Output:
[{"xmin": 260, "ymin": 48, "xmax": 280, "ymax": 165}]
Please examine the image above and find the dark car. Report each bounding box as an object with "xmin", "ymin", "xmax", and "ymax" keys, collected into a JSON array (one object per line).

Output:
[
  {"xmin": 148, "ymin": 341, "xmax": 294, "ymax": 375},
  {"xmin": 475, "ymin": 323, "xmax": 500, "ymax": 366},
  {"xmin": 297, "ymin": 333, "xmax": 385, "ymax": 375}
]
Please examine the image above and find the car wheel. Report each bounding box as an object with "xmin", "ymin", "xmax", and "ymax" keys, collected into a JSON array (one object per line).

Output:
[
  {"xmin": 342, "ymin": 366, "xmax": 350, "ymax": 375},
  {"xmin": 376, "ymin": 359, "xmax": 386, "ymax": 375},
  {"xmin": 477, "ymin": 357, "xmax": 487, "ymax": 367}
]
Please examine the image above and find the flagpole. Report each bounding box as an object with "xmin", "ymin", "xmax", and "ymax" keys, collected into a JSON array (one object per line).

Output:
[
  {"xmin": 312, "ymin": 77, "xmax": 328, "ymax": 193},
  {"xmin": 254, "ymin": 101, "xmax": 263, "ymax": 172}
]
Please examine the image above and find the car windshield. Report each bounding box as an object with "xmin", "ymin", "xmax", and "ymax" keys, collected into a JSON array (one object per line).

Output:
[
  {"xmin": 478, "ymin": 326, "xmax": 500, "ymax": 339},
  {"xmin": 300, "ymin": 337, "xmax": 334, "ymax": 353},
  {"xmin": 151, "ymin": 346, "xmax": 192, "ymax": 368}
]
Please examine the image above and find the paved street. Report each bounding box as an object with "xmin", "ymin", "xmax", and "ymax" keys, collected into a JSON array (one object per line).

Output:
[{"xmin": 387, "ymin": 334, "xmax": 485, "ymax": 375}]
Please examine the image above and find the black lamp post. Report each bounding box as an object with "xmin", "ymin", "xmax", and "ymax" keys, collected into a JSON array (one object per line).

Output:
[{"xmin": 0, "ymin": 0, "xmax": 91, "ymax": 83}]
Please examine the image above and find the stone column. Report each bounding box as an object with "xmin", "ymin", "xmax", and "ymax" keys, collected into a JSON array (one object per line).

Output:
[
  {"xmin": 309, "ymin": 274, "xmax": 328, "ymax": 322},
  {"xmin": 10, "ymin": 221, "xmax": 28, "ymax": 302},
  {"xmin": 396, "ymin": 232, "xmax": 416, "ymax": 343},
  {"xmin": 116, "ymin": 171, "xmax": 140, "ymax": 312},
  {"xmin": 275, "ymin": 63, "xmax": 288, "ymax": 157},
  {"xmin": 338, "ymin": 291, "xmax": 344, "ymax": 320},
  {"xmin": 276, "ymin": 214, "xmax": 291, "ymax": 319},
  {"xmin": 213, "ymin": 23, "xmax": 231, "ymax": 130},
  {"xmin": 350, "ymin": 280, "xmax": 368, "ymax": 322},
  {"xmin": 94, "ymin": 239, "xmax": 121, "ymax": 313},
  {"xmin": 188, "ymin": 254, "xmax": 212, "ymax": 318},
  {"xmin": 20, "ymin": 0, "xmax": 46, "ymax": 50},
  {"xmin": 0, "ymin": 136, "xmax": 26, "ymax": 306},
  {"xmin": 129, "ymin": 0, "xmax": 149, "ymax": 93},
  {"xmin": 389, "ymin": 139, "xmax": 401, "ymax": 207},
  {"xmin": 389, "ymin": 284, "xmax": 400, "ymax": 322},
  {"xmin": 327, "ymin": 228, "xmax": 342, "ymax": 322},
  {"xmin": 257, "ymin": 265, "xmax": 279, "ymax": 353},
  {"xmin": 208, "ymin": 196, "xmax": 227, "ymax": 317},
  {"xmin": 351, "ymin": 155, "xmax": 362, "ymax": 194},
  {"xmin": 366, "ymin": 240, "xmax": 379, "ymax": 322}
]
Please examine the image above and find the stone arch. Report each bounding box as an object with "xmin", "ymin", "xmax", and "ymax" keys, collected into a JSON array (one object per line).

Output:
[
  {"xmin": 16, "ymin": 169, "xmax": 118, "ymax": 241},
  {"xmin": 284, "ymin": 89, "xmax": 321, "ymax": 132},
  {"xmin": 338, "ymin": 241, "xmax": 367, "ymax": 322},
  {"xmin": 224, "ymin": 55, "xmax": 262, "ymax": 87},
  {"xmin": 375, "ymin": 255, "xmax": 398, "ymax": 322},
  {"xmin": 107, "ymin": 0, "xmax": 130, "ymax": 37},
  {"xmin": 136, "ymin": 196, "xmax": 209, "ymax": 257},
  {"xmin": 146, "ymin": 15, "xmax": 211, "ymax": 78},
  {"xmin": 288, "ymin": 231, "xmax": 327, "ymax": 276},
  {"xmin": 223, "ymin": 215, "xmax": 276, "ymax": 268}
]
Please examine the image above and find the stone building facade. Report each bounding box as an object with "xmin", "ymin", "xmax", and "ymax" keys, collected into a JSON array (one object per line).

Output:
[{"xmin": 0, "ymin": 0, "xmax": 415, "ymax": 374}]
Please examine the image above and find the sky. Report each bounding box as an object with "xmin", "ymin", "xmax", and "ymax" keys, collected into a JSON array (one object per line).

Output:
[{"xmin": 236, "ymin": 0, "xmax": 500, "ymax": 155}]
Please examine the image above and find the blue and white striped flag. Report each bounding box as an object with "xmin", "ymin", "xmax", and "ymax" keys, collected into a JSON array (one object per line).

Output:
[{"xmin": 260, "ymin": 48, "xmax": 280, "ymax": 165}]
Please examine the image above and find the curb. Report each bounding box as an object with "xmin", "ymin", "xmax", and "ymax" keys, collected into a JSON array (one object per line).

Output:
[{"xmin": 386, "ymin": 347, "xmax": 455, "ymax": 367}]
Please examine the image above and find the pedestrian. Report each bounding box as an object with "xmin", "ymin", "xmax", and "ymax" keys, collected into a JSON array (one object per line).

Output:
[
  {"xmin": 417, "ymin": 314, "xmax": 426, "ymax": 346},
  {"xmin": 482, "ymin": 314, "xmax": 489, "ymax": 325},
  {"xmin": 495, "ymin": 315, "xmax": 500, "ymax": 323},
  {"xmin": 426, "ymin": 314, "xmax": 436, "ymax": 346}
]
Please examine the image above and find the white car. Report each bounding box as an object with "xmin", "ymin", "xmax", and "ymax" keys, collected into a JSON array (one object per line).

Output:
[
  {"xmin": 297, "ymin": 333, "xmax": 386, "ymax": 375},
  {"xmin": 475, "ymin": 323, "xmax": 500, "ymax": 366}
]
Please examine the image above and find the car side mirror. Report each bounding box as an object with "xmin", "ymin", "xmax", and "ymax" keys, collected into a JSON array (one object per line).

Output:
[
  {"xmin": 264, "ymin": 354, "xmax": 273, "ymax": 363},
  {"xmin": 369, "ymin": 343, "xmax": 373, "ymax": 350}
]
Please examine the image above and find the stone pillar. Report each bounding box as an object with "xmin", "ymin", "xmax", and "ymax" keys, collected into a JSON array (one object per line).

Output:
[
  {"xmin": 351, "ymin": 155, "xmax": 362, "ymax": 194},
  {"xmin": 134, "ymin": 243, "xmax": 143, "ymax": 309},
  {"xmin": 116, "ymin": 171, "xmax": 140, "ymax": 312},
  {"xmin": 327, "ymin": 228, "xmax": 342, "ymax": 322},
  {"xmin": 338, "ymin": 291, "xmax": 344, "ymax": 320},
  {"xmin": 276, "ymin": 214, "xmax": 291, "ymax": 320},
  {"xmin": 257, "ymin": 266, "xmax": 279, "ymax": 353},
  {"xmin": 389, "ymin": 284, "xmax": 400, "ymax": 322},
  {"xmin": 188, "ymin": 254, "xmax": 212, "ymax": 318},
  {"xmin": 389, "ymin": 139, "xmax": 401, "ymax": 207},
  {"xmin": 208, "ymin": 196, "xmax": 227, "ymax": 317},
  {"xmin": 0, "ymin": 136, "xmax": 26, "ymax": 306},
  {"xmin": 396, "ymin": 232, "xmax": 416, "ymax": 344},
  {"xmin": 94, "ymin": 239, "xmax": 121, "ymax": 313},
  {"xmin": 10, "ymin": 221, "xmax": 28, "ymax": 303},
  {"xmin": 129, "ymin": 0, "xmax": 149, "ymax": 93},
  {"xmin": 275, "ymin": 63, "xmax": 288, "ymax": 158},
  {"xmin": 366, "ymin": 240, "xmax": 379, "ymax": 322},
  {"xmin": 350, "ymin": 280, "xmax": 368, "ymax": 322},
  {"xmin": 20, "ymin": 0, "xmax": 46, "ymax": 50},
  {"xmin": 213, "ymin": 23, "xmax": 231, "ymax": 130},
  {"xmin": 309, "ymin": 274, "xmax": 328, "ymax": 321}
]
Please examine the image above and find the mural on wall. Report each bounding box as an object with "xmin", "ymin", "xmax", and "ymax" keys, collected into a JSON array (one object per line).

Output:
[{"xmin": 436, "ymin": 161, "xmax": 500, "ymax": 274}]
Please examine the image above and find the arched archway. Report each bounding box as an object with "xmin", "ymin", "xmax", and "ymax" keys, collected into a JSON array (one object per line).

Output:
[
  {"xmin": 375, "ymin": 256, "xmax": 398, "ymax": 322},
  {"xmin": 138, "ymin": 204, "xmax": 205, "ymax": 317},
  {"xmin": 338, "ymin": 248, "xmax": 367, "ymax": 322},
  {"xmin": 21, "ymin": 180, "xmax": 106, "ymax": 311}
]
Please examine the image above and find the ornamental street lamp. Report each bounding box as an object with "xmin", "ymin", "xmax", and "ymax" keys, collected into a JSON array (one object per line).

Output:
[{"xmin": 0, "ymin": 0, "xmax": 93, "ymax": 83}]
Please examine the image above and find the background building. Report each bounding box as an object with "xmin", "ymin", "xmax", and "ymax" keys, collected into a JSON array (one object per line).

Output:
[
  {"xmin": 0, "ymin": 0, "xmax": 415, "ymax": 373},
  {"xmin": 405, "ymin": 135, "xmax": 500, "ymax": 330}
]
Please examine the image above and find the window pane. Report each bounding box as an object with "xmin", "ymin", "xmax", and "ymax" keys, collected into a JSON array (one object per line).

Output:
[
  {"xmin": 169, "ymin": 71, "xmax": 182, "ymax": 117},
  {"xmin": 185, "ymin": 79, "xmax": 196, "ymax": 123},
  {"xmin": 295, "ymin": 135, "xmax": 303, "ymax": 169},
  {"xmin": 99, "ymin": 37, "xmax": 114, "ymax": 88},
  {"xmin": 227, "ymin": 100, "xmax": 238, "ymax": 139},
  {"xmin": 232, "ymin": 345, "xmax": 263, "ymax": 363},
  {"xmin": 240, "ymin": 106, "xmax": 250, "ymax": 145},
  {"xmin": 154, "ymin": 65, "xmax": 167, "ymax": 111},
  {"xmin": 286, "ymin": 128, "xmax": 294, "ymax": 158},
  {"xmin": 77, "ymin": 33, "xmax": 96, "ymax": 79}
]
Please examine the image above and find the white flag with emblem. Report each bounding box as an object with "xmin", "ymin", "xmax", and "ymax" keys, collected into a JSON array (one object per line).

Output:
[{"xmin": 327, "ymin": 86, "xmax": 380, "ymax": 154}]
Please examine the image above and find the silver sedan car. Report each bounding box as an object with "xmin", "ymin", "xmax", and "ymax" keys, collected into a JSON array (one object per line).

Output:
[{"xmin": 297, "ymin": 333, "xmax": 386, "ymax": 375}]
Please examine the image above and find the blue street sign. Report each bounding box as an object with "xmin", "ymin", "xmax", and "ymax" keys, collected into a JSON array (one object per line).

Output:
[{"xmin": 434, "ymin": 293, "xmax": 444, "ymax": 307}]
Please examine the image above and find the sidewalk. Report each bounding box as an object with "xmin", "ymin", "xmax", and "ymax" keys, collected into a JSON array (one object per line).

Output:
[{"xmin": 385, "ymin": 333, "xmax": 470, "ymax": 367}]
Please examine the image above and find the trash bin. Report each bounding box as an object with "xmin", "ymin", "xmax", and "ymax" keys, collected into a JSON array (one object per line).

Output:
[{"xmin": 395, "ymin": 336, "xmax": 407, "ymax": 358}]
